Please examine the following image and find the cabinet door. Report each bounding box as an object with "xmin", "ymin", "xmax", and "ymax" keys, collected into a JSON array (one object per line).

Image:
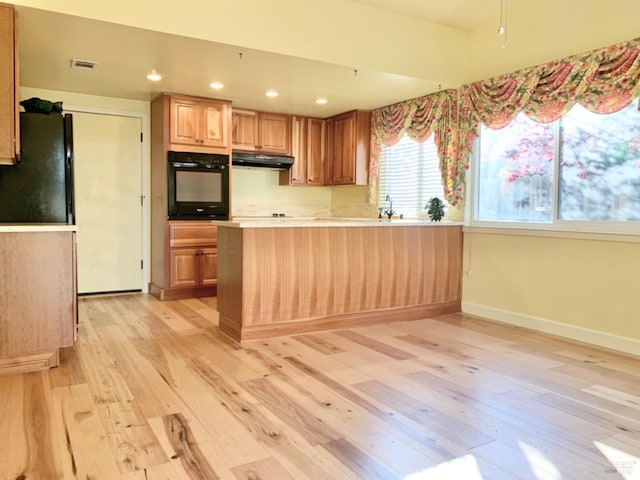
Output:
[
  {"xmin": 169, "ymin": 248, "xmax": 200, "ymax": 288},
  {"xmin": 200, "ymin": 247, "xmax": 218, "ymax": 286},
  {"xmin": 232, "ymin": 110, "xmax": 258, "ymax": 151},
  {"xmin": 307, "ymin": 118, "xmax": 326, "ymax": 185},
  {"xmin": 330, "ymin": 113, "xmax": 356, "ymax": 185},
  {"xmin": 259, "ymin": 113, "xmax": 292, "ymax": 155},
  {"xmin": 170, "ymin": 97, "xmax": 200, "ymax": 147},
  {"xmin": 200, "ymin": 101, "xmax": 229, "ymax": 149},
  {"xmin": 288, "ymin": 116, "xmax": 306, "ymax": 185},
  {"xmin": 0, "ymin": 5, "xmax": 18, "ymax": 165}
]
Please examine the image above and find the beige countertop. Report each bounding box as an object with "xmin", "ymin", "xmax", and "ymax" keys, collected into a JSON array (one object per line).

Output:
[
  {"xmin": 0, "ymin": 224, "xmax": 78, "ymax": 233},
  {"xmin": 212, "ymin": 217, "xmax": 462, "ymax": 228}
]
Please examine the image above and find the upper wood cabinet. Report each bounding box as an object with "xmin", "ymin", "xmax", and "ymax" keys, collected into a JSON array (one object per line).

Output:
[
  {"xmin": 232, "ymin": 109, "xmax": 292, "ymax": 156},
  {"xmin": 326, "ymin": 110, "xmax": 371, "ymax": 186},
  {"xmin": 169, "ymin": 95, "xmax": 231, "ymax": 154},
  {"xmin": 307, "ymin": 118, "xmax": 326, "ymax": 185},
  {"xmin": 283, "ymin": 116, "xmax": 306, "ymax": 185},
  {"xmin": 280, "ymin": 116, "xmax": 326, "ymax": 186},
  {"xmin": 0, "ymin": 4, "xmax": 19, "ymax": 165}
]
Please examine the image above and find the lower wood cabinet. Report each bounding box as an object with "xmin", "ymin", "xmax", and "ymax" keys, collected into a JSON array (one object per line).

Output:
[
  {"xmin": 169, "ymin": 246, "xmax": 217, "ymax": 288},
  {"xmin": 150, "ymin": 221, "xmax": 218, "ymax": 300}
]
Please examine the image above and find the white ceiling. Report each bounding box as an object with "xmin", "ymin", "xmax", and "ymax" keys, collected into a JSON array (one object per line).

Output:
[
  {"xmin": 16, "ymin": 2, "xmax": 498, "ymax": 117},
  {"xmin": 348, "ymin": 0, "xmax": 497, "ymax": 30}
]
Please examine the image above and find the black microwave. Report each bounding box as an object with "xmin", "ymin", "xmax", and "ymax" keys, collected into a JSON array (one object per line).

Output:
[{"xmin": 167, "ymin": 151, "xmax": 230, "ymax": 220}]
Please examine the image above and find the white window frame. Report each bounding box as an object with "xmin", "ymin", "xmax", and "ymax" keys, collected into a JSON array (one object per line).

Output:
[{"xmin": 467, "ymin": 109, "xmax": 640, "ymax": 237}]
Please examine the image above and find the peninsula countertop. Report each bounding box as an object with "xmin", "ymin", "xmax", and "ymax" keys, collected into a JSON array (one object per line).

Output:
[{"xmin": 212, "ymin": 217, "xmax": 463, "ymax": 228}]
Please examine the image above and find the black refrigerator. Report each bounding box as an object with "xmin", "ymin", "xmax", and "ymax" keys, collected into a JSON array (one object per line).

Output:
[{"xmin": 0, "ymin": 112, "xmax": 74, "ymax": 224}]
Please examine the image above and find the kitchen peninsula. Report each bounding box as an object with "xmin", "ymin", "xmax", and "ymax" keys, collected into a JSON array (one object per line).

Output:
[{"xmin": 215, "ymin": 218, "xmax": 462, "ymax": 341}]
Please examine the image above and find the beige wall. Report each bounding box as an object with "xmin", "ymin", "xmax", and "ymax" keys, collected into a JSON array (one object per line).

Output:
[
  {"xmin": 330, "ymin": 185, "xmax": 376, "ymax": 218},
  {"xmin": 463, "ymin": 232, "xmax": 640, "ymax": 345},
  {"xmin": 232, "ymin": 168, "xmax": 332, "ymax": 217},
  {"xmin": 467, "ymin": 0, "xmax": 640, "ymax": 82}
]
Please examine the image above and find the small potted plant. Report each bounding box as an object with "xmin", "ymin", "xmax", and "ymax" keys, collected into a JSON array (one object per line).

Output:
[{"xmin": 425, "ymin": 197, "xmax": 445, "ymax": 222}]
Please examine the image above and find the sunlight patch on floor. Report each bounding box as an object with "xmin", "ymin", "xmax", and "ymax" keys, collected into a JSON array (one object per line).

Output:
[
  {"xmin": 595, "ymin": 440, "xmax": 640, "ymax": 480},
  {"xmin": 518, "ymin": 441, "xmax": 562, "ymax": 480},
  {"xmin": 404, "ymin": 455, "xmax": 484, "ymax": 480}
]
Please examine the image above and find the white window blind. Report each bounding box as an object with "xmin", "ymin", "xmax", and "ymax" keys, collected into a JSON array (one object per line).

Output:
[{"xmin": 378, "ymin": 134, "xmax": 445, "ymax": 218}]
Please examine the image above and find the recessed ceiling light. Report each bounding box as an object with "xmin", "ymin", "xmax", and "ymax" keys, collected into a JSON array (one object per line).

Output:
[
  {"xmin": 146, "ymin": 69, "xmax": 163, "ymax": 82},
  {"xmin": 316, "ymin": 98, "xmax": 328, "ymax": 105},
  {"xmin": 266, "ymin": 90, "xmax": 279, "ymax": 98},
  {"xmin": 210, "ymin": 82, "xmax": 224, "ymax": 90}
]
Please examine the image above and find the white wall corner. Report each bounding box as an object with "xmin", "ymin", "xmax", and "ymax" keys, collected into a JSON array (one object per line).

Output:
[{"xmin": 461, "ymin": 302, "xmax": 640, "ymax": 358}]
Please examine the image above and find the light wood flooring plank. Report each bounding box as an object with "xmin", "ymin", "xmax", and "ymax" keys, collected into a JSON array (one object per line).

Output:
[
  {"xmin": 231, "ymin": 457, "xmax": 296, "ymax": 480},
  {"xmin": 51, "ymin": 382, "xmax": 122, "ymax": 479},
  {"xmin": 322, "ymin": 438, "xmax": 401, "ymax": 480},
  {"xmin": 7, "ymin": 373, "xmax": 64, "ymax": 479},
  {"xmin": 1, "ymin": 293, "xmax": 640, "ymax": 480},
  {"xmin": 97, "ymin": 400, "xmax": 169, "ymax": 474}
]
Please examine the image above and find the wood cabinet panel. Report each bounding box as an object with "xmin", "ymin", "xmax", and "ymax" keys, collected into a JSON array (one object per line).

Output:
[
  {"xmin": 168, "ymin": 95, "xmax": 230, "ymax": 154},
  {"xmin": 331, "ymin": 114, "xmax": 355, "ymax": 184},
  {"xmin": 280, "ymin": 116, "xmax": 325, "ymax": 186},
  {"xmin": 169, "ymin": 248, "xmax": 199, "ymax": 288},
  {"xmin": 0, "ymin": 4, "xmax": 18, "ymax": 165},
  {"xmin": 169, "ymin": 222, "xmax": 217, "ymax": 247},
  {"xmin": 170, "ymin": 97, "xmax": 198, "ymax": 145},
  {"xmin": 201, "ymin": 247, "xmax": 218, "ymax": 286},
  {"xmin": 0, "ymin": 230, "xmax": 77, "ymax": 373},
  {"xmin": 232, "ymin": 111, "xmax": 258, "ymax": 151},
  {"xmin": 201, "ymin": 101, "xmax": 228, "ymax": 148},
  {"xmin": 327, "ymin": 110, "xmax": 370, "ymax": 186},
  {"xmin": 258, "ymin": 113, "xmax": 291, "ymax": 155},
  {"xmin": 281, "ymin": 116, "xmax": 306, "ymax": 185},
  {"xmin": 307, "ymin": 118, "xmax": 326, "ymax": 185},
  {"xmin": 232, "ymin": 110, "xmax": 291, "ymax": 155}
]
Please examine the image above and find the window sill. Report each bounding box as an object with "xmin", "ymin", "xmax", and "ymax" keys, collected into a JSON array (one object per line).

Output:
[{"xmin": 463, "ymin": 224, "xmax": 640, "ymax": 244}]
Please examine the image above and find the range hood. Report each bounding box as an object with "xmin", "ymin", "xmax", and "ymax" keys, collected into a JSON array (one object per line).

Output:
[{"xmin": 232, "ymin": 152, "xmax": 294, "ymax": 169}]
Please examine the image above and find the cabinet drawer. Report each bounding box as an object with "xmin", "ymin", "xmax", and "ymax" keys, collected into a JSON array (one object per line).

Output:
[{"xmin": 169, "ymin": 222, "xmax": 217, "ymax": 247}]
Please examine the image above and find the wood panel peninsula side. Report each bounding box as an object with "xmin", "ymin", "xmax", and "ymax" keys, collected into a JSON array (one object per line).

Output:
[
  {"xmin": 215, "ymin": 219, "xmax": 462, "ymax": 341},
  {"xmin": 0, "ymin": 225, "xmax": 78, "ymax": 374}
]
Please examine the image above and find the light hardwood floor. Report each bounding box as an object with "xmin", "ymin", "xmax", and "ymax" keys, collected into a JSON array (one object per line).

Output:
[{"xmin": 1, "ymin": 294, "xmax": 638, "ymax": 479}]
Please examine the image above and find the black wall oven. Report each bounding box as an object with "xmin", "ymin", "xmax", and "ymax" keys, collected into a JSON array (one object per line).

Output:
[{"xmin": 167, "ymin": 151, "xmax": 229, "ymax": 220}]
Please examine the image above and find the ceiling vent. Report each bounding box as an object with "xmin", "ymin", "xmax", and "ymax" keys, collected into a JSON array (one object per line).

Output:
[{"xmin": 70, "ymin": 58, "xmax": 98, "ymax": 71}]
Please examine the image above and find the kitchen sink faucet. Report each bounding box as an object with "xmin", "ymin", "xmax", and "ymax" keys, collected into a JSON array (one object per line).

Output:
[{"xmin": 383, "ymin": 194, "xmax": 395, "ymax": 219}]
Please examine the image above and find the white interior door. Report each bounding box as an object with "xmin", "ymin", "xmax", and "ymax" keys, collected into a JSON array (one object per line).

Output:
[{"xmin": 72, "ymin": 111, "xmax": 143, "ymax": 294}]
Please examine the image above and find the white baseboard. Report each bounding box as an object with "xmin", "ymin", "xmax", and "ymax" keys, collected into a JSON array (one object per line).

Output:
[{"xmin": 461, "ymin": 302, "xmax": 640, "ymax": 357}]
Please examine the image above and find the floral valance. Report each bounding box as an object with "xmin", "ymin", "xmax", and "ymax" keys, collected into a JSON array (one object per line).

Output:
[
  {"xmin": 369, "ymin": 89, "xmax": 466, "ymax": 206},
  {"xmin": 457, "ymin": 37, "xmax": 640, "ymax": 171}
]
